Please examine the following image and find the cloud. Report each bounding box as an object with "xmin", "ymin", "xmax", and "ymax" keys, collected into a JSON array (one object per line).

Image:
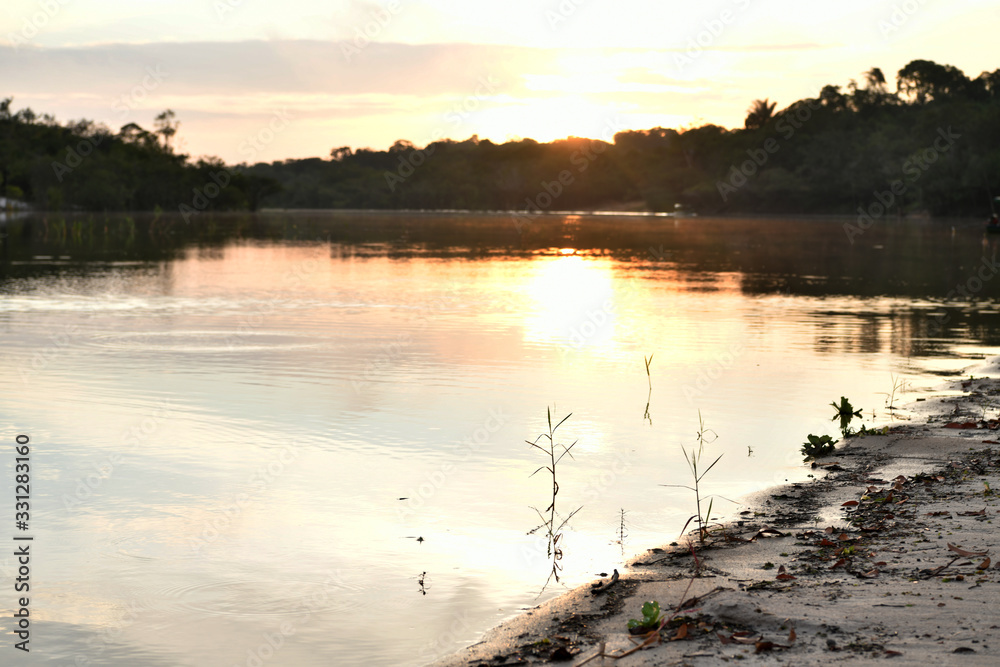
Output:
[{"xmin": 0, "ymin": 40, "xmax": 537, "ymax": 97}]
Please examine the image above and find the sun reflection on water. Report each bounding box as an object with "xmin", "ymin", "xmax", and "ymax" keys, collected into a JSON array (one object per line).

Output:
[{"xmin": 523, "ymin": 254, "xmax": 617, "ymax": 350}]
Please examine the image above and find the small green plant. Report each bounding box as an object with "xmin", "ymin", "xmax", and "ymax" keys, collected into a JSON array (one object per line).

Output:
[
  {"xmin": 831, "ymin": 396, "xmax": 862, "ymax": 437},
  {"xmin": 527, "ymin": 407, "xmax": 581, "ymax": 588},
  {"xmin": 627, "ymin": 600, "xmax": 664, "ymax": 632},
  {"xmin": 881, "ymin": 373, "xmax": 910, "ymax": 411},
  {"xmin": 801, "ymin": 434, "xmax": 838, "ymax": 460},
  {"xmin": 662, "ymin": 411, "xmax": 725, "ymax": 545}
]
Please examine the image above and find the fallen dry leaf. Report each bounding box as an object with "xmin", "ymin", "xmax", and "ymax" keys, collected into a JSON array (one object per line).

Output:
[
  {"xmin": 958, "ymin": 509, "xmax": 986, "ymax": 516},
  {"xmin": 752, "ymin": 527, "xmax": 787, "ymax": 540},
  {"xmin": 978, "ymin": 557, "xmax": 992, "ymax": 570},
  {"xmin": 948, "ymin": 543, "xmax": 989, "ymax": 557},
  {"xmin": 842, "ymin": 500, "xmax": 859, "ymax": 507},
  {"xmin": 671, "ymin": 623, "xmax": 688, "ymax": 641}
]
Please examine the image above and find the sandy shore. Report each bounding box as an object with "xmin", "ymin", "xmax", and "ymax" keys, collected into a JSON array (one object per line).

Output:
[{"xmin": 433, "ymin": 362, "xmax": 1000, "ymax": 666}]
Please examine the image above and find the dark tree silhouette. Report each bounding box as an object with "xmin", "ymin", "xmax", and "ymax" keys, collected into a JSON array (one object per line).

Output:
[
  {"xmin": 897, "ymin": 60, "xmax": 970, "ymax": 104},
  {"xmin": 154, "ymin": 110, "xmax": 179, "ymax": 152},
  {"xmin": 745, "ymin": 98, "xmax": 777, "ymax": 129}
]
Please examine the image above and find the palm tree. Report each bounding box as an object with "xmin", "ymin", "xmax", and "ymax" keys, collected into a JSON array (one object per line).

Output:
[{"xmin": 745, "ymin": 98, "xmax": 777, "ymax": 130}]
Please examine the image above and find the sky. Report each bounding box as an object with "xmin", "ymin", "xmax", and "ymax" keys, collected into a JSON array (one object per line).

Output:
[{"xmin": 1, "ymin": 0, "xmax": 997, "ymax": 164}]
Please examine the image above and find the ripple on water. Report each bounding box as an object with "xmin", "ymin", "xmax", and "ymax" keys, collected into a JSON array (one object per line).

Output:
[
  {"xmin": 154, "ymin": 577, "xmax": 368, "ymax": 618},
  {"xmin": 86, "ymin": 330, "xmax": 322, "ymax": 353}
]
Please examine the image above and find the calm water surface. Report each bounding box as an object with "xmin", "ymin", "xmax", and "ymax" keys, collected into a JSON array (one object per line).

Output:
[{"xmin": 2, "ymin": 212, "xmax": 1000, "ymax": 666}]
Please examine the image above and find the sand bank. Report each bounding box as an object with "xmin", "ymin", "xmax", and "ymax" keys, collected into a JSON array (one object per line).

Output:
[{"xmin": 433, "ymin": 367, "xmax": 1000, "ymax": 666}]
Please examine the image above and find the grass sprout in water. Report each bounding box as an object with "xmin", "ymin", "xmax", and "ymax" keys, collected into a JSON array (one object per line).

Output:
[
  {"xmin": 643, "ymin": 354, "xmax": 654, "ymax": 425},
  {"xmin": 526, "ymin": 407, "xmax": 581, "ymax": 589},
  {"xmin": 662, "ymin": 411, "xmax": 726, "ymax": 546}
]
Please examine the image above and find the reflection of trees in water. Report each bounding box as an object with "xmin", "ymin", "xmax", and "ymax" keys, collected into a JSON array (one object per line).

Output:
[
  {"xmin": 809, "ymin": 308, "xmax": 1000, "ymax": 358},
  {"xmin": 8, "ymin": 211, "xmax": 1000, "ymax": 349}
]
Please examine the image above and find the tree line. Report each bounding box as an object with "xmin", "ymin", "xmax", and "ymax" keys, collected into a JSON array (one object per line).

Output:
[
  {"xmin": 0, "ymin": 103, "xmax": 278, "ymax": 214},
  {"xmin": 3, "ymin": 59, "xmax": 999, "ymax": 216}
]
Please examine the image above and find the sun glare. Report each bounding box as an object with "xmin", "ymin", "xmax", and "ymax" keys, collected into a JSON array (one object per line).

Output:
[
  {"xmin": 523, "ymin": 255, "xmax": 617, "ymax": 350},
  {"xmin": 474, "ymin": 94, "xmax": 623, "ymax": 145}
]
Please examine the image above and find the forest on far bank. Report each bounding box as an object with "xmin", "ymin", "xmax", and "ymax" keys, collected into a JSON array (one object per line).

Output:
[{"xmin": 2, "ymin": 59, "xmax": 999, "ymax": 217}]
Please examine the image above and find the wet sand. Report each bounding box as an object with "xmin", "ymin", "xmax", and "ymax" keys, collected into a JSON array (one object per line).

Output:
[{"xmin": 433, "ymin": 363, "xmax": 1000, "ymax": 666}]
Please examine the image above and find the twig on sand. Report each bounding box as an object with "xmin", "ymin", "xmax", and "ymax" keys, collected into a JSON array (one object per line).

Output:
[{"xmin": 590, "ymin": 569, "xmax": 620, "ymax": 596}]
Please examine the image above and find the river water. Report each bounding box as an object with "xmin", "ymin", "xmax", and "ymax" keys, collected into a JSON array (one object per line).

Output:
[{"xmin": 1, "ymin": 211, "xmax": 999, "ymax": 665}]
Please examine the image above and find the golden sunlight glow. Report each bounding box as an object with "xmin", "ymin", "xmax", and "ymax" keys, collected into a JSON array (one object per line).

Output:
[
  {"xmin": 522, "ymin": 255, "xmax": 617, "ymax": 350},
  {"xmin": 475, "ymin": 95, "xmax": 623, "ymax": 145}
]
